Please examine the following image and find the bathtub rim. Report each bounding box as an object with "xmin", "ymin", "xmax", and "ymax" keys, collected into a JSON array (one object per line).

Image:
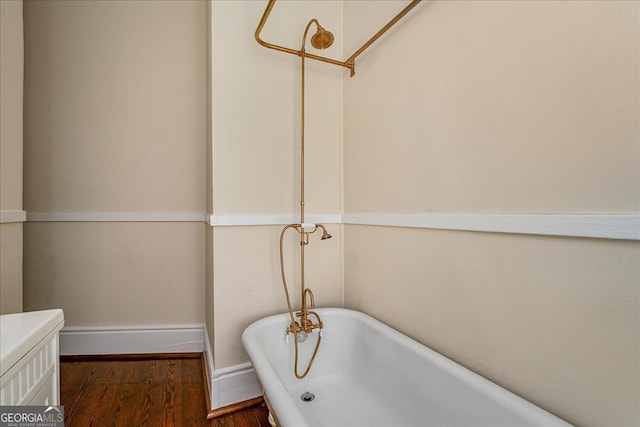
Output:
[{"xmin": 241, "ymin": 307, "xmax": 571, "ymax": 427}]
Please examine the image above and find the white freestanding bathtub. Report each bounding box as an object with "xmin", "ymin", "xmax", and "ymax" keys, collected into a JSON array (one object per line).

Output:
[{"xmin": 242, "ymin": 308, "xmax": 571, "ymax": 427}]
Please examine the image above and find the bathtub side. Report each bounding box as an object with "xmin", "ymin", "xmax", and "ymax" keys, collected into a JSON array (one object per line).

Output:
[
  {"xmin": 242, "ymin": 308, "xmax": 571, "ymax": 426},
  {"xmin": 344, "ymin": 309, "xmax": 572, "ymax": 426},
  {"xmin": 241, "ymin": 312, "xmax": 309, "ymax": 427}
]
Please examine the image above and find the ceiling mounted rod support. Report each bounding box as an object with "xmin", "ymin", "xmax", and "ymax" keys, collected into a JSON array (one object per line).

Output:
[{"xmin": 255, "ymin": 0, "xmax": 422, "ymax": 77}]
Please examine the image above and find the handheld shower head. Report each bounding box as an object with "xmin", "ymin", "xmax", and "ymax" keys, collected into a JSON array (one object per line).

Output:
[
  {"xmin": 310, "ymin": 25, "xmax": 334, "ymax": 50},
  {"xmin": 318, "ymin": 224, "xmax": 332, "ymax": 240}
]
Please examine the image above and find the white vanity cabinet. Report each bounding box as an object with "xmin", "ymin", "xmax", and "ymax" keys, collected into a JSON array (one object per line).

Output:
[{"xmin": 0, "ymin": 309, "xmax": 64, "ymax": 406}]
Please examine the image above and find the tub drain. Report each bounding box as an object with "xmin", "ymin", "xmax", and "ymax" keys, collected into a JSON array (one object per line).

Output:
[{"xmin": 300, "ymin": 391, "xmax": 315, "ymax": 402}]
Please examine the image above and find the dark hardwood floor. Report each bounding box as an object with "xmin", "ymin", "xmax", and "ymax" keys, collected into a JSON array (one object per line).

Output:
[{"xmin": 60, "ymin": 354, "xmax": 271, "ymax": 427}]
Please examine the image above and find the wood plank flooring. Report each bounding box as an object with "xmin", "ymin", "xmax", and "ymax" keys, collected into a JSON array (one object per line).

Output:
[{"xmin": 60, "ymin": 354, "xmax": 271, "ymax": 427}]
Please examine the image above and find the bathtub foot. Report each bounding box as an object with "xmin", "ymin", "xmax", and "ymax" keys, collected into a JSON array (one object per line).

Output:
[
  {"xmin": 267, "ymin": 411, "xmax": 277, "ymax": 427},
  {"xmin": 264, "ymin": 395, "xmax": 281, "ymax": 427}
]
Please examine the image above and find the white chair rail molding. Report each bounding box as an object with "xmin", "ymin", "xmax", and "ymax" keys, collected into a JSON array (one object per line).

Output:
[{"xmin": 19, "ymin": 211, "xmax": 639, "ymax": 240}]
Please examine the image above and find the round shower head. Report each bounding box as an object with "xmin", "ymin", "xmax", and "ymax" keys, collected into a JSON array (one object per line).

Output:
[{"xmin": 310, "ymin": 26, "xmax": 334, "ymax": 50}]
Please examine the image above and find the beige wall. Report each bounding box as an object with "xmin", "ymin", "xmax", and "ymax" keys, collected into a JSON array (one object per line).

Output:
[
  {"xmin": 212, "ymin": 226, "xmax": 342, "ymax": 368},
  {"xmin": 0, "ymin": 0, "xmax": 24, "ymax": 314},
  {"xmin": 343, "ymin": 1, "xmax": 639, "ymax": 426},
  {"xmin": 211, "ymin": 0, "xmax": 342, "ymax": 216},
  {"xmin": 209, "ymin": 0, "xmax": 343, "ymax": 369},
  {"xmin": 0, "ymin": 223, "xmax": 23, "ymax": 314},
  {"xmin": 17, "ymin": 1, "xmax": 639, "ymax": 423},
  {"xmin": 23, "ymin": 0, "xmax": 205, "ymax": 214},
  {"xmin": 345, "ymin": 228, "xmax": 638, "ymax": 426},
  {"xmin": 345, "ymin": 1, "xmax": 638, "ymax": 214},
  {"xmin": 24, "ymin": 222, "xmax": 205, "ymax": 326},
  {"xmin": 205, "ymin": 0, "xmax": 215, "ymax": 364},
  {"xmin": 23, "ymin": 0, "xmax": 206, "ymax": 326}
]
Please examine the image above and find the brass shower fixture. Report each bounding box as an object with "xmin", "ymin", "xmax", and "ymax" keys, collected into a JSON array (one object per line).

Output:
[
  {"xmin": 278, "ymin": 223, "xmax": 328, "ymax": 379},
  {"xmin": 310, "ymin": 24, "xmax": 334, "ymax": 50},
  {"xmin": 261, "ymin": 0, "xmax": 422, "ymax": 380},
  {"xmin": 273, "ymin": 17, "xmax": 339, "ymax": 379},
  {"xmin": 255, "ymin": 0, "xmax": 422, "ymax": 77}
]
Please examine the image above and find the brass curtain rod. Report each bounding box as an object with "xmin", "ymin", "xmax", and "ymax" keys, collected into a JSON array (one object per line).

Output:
[{"xmin": 255, "ymin": 0, "xmax": 422, "ymax": 77}]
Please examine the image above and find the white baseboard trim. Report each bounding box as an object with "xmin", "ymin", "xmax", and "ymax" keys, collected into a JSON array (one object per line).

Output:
[
  {"xmin": 202, "ymin": 324, "xmax": 262, "ymax": 410},
  {"xmin": 59, "ymin": 325, "xmax": 204, "ymax": 355},
  {"xmin": 209, "ymin": 363, "xmax": 262, "ymax": 410},
  {"xmin": 202, "ymin": 324, "xmax": 216, "ymax": 409}
]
